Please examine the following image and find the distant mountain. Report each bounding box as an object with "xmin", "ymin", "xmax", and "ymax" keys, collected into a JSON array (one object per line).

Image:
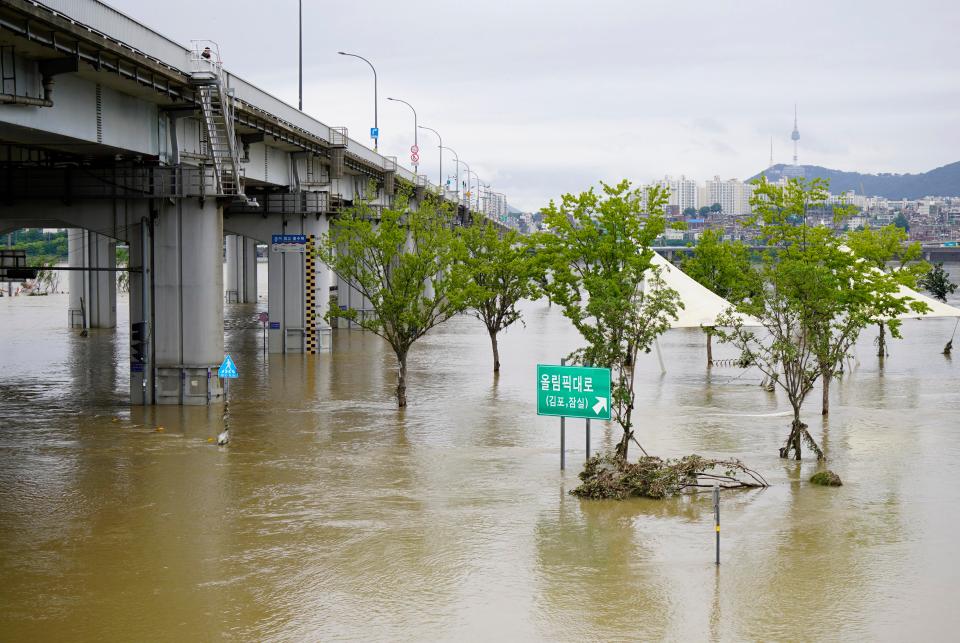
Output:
[{"xmin": 749, "ymin": 161, "xmax": 960, "ymax": 199}]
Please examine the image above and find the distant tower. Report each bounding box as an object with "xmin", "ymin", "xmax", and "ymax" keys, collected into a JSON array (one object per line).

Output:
[
  {"xmin": 791, "ymin": 103, "xmax": 800, "ymax": 166},
  {"xmin": 769, "ymin": 137, "xmax": 774, "ymax": 169}
]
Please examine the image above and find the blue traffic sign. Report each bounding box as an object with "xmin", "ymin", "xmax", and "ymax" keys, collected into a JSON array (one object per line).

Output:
[
  {"xmin": 370, "ymin": 127, "xmax": 379, "ymax": 139},
  {"xmin": 218, "ymin": 354, "xmax": 239, "ymax": 379},
  {"xmin": 271, "ymin": 234, "xmax": 306, "ymax": 244}
]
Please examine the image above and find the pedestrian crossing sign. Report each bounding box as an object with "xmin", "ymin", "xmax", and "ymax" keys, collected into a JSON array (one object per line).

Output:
[{"xmin": 218, "ymin": 355, "xmax": 239, "ymax": 379}]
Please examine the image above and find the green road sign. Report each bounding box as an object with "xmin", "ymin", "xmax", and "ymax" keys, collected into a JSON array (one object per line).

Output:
[{"xmin": 537, "ymin": 364, "xmax": 612, "ymax": 420}]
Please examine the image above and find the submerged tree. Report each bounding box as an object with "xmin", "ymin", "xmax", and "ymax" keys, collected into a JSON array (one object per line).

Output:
[
  {"xmin": 847, "ymin": 224, "xmax": 928, "ymax": 357},
  {"xmin": 454, "ymin": 218, "xmax": 539, "ymax": 372},
  {"xmin": 716, "ymin": 177, "xmax": 923, "ymax": 458},
  {"xmin": 918, "ymin": 262, "xmax": 957, "ymax": 303},
  {"xmin": 537, "ymin": 181, "xmax": 682, "ymax": 460},
  {"xmin": 316, "ymin": 190, "xmax": 464, "ymax": 407},
  {"xmin": 681, "ymin": 229, "xmax": 758, "ymax": 365}
]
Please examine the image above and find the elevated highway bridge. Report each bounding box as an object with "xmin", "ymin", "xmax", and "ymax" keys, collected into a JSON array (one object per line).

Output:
[{"xmin": 0, "ymin": 0, "xmax": 504, "ymax": 405}]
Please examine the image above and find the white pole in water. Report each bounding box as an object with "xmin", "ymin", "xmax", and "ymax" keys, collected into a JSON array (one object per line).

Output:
[{"xmin": 713, "ymin": 482, "xmax": 720, "ymax": 565}]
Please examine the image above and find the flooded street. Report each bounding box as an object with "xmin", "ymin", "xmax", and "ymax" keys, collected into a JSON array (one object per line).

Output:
[{"xmin": 2, "ymin": 266, "xmax": 959, "ymax": 641}]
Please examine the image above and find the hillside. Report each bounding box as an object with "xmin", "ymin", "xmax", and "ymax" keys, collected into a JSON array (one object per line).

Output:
[{"xmin": 749, "ymin": 161, "xmax": 960, "ymax": 199}]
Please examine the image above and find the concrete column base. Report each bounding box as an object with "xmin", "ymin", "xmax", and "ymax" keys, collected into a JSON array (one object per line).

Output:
[
  {"xmin": 242, "ymin": 236, "xmax": 258, "ymax": 303},
  {"xmin": 153, "ymin": 199, "xmax": 224, "ymax": 405},
  {"xmin": 67, "ymin": 228, "xmax": 117, "ymax": 329},
  {"xmin": 267, "ymin": 214, "xmax": 332, "ymax": 353}
]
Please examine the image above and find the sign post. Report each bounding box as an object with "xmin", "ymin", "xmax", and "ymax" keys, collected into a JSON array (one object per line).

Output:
[
  {"xmin": 537, "ymin": 363, "xmax": 611, "ymax": 469},
  {"xmin": 560, "ymin": 359, "xmax": 566, "ymax": 470},
  {"xmin": 258, "ymin": 312, "xmax": 269, "ymax": 354}
]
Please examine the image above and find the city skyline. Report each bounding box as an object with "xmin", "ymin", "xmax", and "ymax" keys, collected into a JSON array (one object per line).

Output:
[{"xmin": 106, "ymin": 0, "xmax": 960, "ymax": 211}]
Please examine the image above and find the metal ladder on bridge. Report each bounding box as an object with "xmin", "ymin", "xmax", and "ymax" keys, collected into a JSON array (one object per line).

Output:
[{"xmin": 190, "ymin": 42, "xmax": 242, "ymax": 197}]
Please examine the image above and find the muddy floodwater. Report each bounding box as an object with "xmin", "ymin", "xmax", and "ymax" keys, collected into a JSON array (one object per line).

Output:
[{"xmin": 2, "ymin": 265, "xmax": 960, "ymax": 641}]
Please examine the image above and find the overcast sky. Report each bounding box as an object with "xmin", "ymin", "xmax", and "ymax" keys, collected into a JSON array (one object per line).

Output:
[{"xmin": 108, "ymin": 0, "xmax": 959, "ymax": 211}]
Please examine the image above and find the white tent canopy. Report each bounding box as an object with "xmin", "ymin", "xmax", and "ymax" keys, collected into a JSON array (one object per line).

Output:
[
  {"xmin": 890, "ymin": 283, "xmax": 960, "ymax": 320},
  {"xmin": 643, "ymin": 249, "xmax": 959, "ymax": 329},
  {"xmin": 645, "ymin": 252, "xmax": 761, "ymax": 328},
  {"xmin": 836, "ymin": 245, "xmax": 960, "ymax": 320}
]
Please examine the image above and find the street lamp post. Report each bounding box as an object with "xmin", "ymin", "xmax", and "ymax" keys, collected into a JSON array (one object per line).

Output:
[
  {"xmin": 418, "ymin": 125, "xmax": 442, "ymax": 193},
  {"xmin": 464, "ymin": 167, "xmax": 478, "ymax": 213},
  {"xmin": 387, "ymin": 97, "xmax": 417, "ymax": 172},
  {"xmin": 337, "ymin": 51, "xmax": 378, "ymax": 150},
  {"xmin": 471, "ymin": 174, "xmax": 485, "ymax": 213},
  {"xmin": 441, "ymin": 146, "xmax": 459, "ymax": 202},
  {"xmin": 298, "ymin": 0, "xmax": 302, "ymax": 110}
]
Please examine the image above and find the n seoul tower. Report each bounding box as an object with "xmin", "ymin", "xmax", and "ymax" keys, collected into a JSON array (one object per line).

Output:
[{"xmin": 791, "ymin": 104, "xmax": 800, "ymax": 167}]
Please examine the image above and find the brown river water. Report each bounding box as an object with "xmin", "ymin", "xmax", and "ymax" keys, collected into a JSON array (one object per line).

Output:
[{"xmin": 1, "ymin": 265, "xmax": 959, "ymax": 641}]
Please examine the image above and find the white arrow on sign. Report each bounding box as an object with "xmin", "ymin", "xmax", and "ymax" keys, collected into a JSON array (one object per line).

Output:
[{"xmin": 592, "ymin": 397, "xmax": 608, "ymax": 415}]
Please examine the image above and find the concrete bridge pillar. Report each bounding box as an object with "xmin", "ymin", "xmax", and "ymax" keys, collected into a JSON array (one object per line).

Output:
[
  {"xmin": 67, "ymin": 229, "xmax": 84, "ymax": 327},
  {"xmin": 67, "ymin": 229, "xmax": 116, "ymax": 329},
  {"xmin": 336, "ymin": 270, "xmax": 370, "ymax": 330},
  {"xmin": 225, "ymin": 233, "xmax": 241, "ymax": 303},
  {"xmin": 128, "ymin": 218, "xmax": 153, "ymax": 405},
  {"xmin": 242, "ymin": 236, "xmax": 258, "ymax": 303},
  {"xmin": 225, "ymin": 234, "xmax": 258, "ymax": 303},
  {"xmin": 152, "ymin": 199, "xmax": 224, "ymax": 405},
  {"xmin": 267, "ymin": 214, "xmax": 332, "ymax": 353}
]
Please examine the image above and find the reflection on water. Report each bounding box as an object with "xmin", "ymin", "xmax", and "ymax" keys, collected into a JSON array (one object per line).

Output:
[{"xmin": 1, "ymin": 266, "xmax": 959, "ymax": 640}]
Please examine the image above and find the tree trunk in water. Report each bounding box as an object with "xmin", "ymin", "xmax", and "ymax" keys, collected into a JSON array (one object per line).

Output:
[
  {"xmin": 706, "ymin": 329, "xmax": 713, "ymax": 366},
  {"xmin": 396, "ymin": 353, "xmax": 408, "ymax": 408},
  {"xmin": 821, "ymin": 368, "xmax": 831, "ymax": 416},
  {"xmin": 489, "ymin": 329, "xmax": 500, "ymax": 373},
  {"xmin": 780, "ymin": 411, "xmax": 804, "ymax": 459},
  {"xmin": 615, "ymin": 430, "xmax": 631, "ymax": 460},
  {"xmin": 877, "ymin": 321, "xmax": 887, "ymax": 357}
]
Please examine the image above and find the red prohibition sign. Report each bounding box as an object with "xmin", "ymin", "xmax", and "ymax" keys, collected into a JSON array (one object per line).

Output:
[
  {"xmin": 410, "ymin": 145, "xmax": 419, "ymax": 154},
  {"xmin": 410, "ymin": 153, "xmax": 420, "ymax": 164}
]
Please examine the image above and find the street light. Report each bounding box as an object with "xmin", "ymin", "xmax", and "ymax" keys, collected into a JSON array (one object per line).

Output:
[
  {"xmin": 456, "ymin": 160, "xmax": 472, "ymax": 211},
  {"xmin": 463, "ymin": 167, "xmax": 478, "ymax": 213},
  {"xmin": 298, "ymin": 1, "xmax": 302, "ymax": 110},
  {"xmin": 386, "ymin": 97, "xmax": 417, "ymax": 172},
  {"xmin": 469, "ymin": 172, "xmax": 484, "ymax": 213},
  {"xmin": 477, "ymin": 179, "xmax": 490, "ymax": 214},
  {"xmin": 338, "ymin": 51, "xmax": 378, "ymax": 150},
  {"xmin": 441, "ymin": 145, "xmax": 459, "ymax": 202},
  {"xmin": 418, "ymin": 125, "xmax": 442, "ymax": 192}
]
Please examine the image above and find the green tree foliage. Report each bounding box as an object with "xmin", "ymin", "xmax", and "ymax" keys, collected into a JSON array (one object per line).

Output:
[
  {"xmin": 5, "ymin": 229, "xmax": 68, "ymax": 261},
  {"xmin": 893, "ymin": 212, "xmax": 910, "ymax": 232},
  {"xmin": 682, "ymin": 229, "xmax": 759, "ymax": 364},
  {"xmin": 847, "ymin": 224, "xmax": 929, "ymax": 357},
  {"xmin": 698, "ymin": 206, "xmax": 711, "ymax": 217},
  {"xmin": 918, "ymin": 263, "xmax": 957, "ymax": 303},
  {"xmin": 116, "ymin": 246, "xmax": 130, "ymax": 294},
  {"xmin": 316, "ymin": 190, "xmax": 464, "ymax": 407},
  {"xmin": 454, "ymin": 219, "xmax": 539, "ymax": 372},
  {"xmin": 682, "ymin": 207, "xmax": 697, "ymax": 217},
  {"xmin": 710, "ymin": 202, "xmax": 722, "ymax": 213},
  {"xmin": 716, "ymin": 177, "xmax": 925, "ymax": 459},
  {"xmin": 536, "ymin": 181, "xmax": 682, "ymax": 460}
]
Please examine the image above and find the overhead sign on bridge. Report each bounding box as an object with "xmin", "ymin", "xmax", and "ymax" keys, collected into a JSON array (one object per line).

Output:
[{"xmin": 271, "ymin": 234, "xmax": 307, "ymax": 253}]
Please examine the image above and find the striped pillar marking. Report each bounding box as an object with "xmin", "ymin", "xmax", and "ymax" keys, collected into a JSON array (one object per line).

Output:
[{"xmin": 305, "ymin": 234, "xmax": 318, "ymax": 354}]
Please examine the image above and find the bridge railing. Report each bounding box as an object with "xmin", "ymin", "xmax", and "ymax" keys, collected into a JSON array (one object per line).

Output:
[{"xmin": 0, "ymin": 165, "xmax": 218, "ymax": 199}]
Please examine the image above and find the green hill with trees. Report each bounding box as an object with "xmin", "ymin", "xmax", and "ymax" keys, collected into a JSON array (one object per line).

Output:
[{"xmin": 751, "ymin": 161, "xmax": 960, "ymax": 199}]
